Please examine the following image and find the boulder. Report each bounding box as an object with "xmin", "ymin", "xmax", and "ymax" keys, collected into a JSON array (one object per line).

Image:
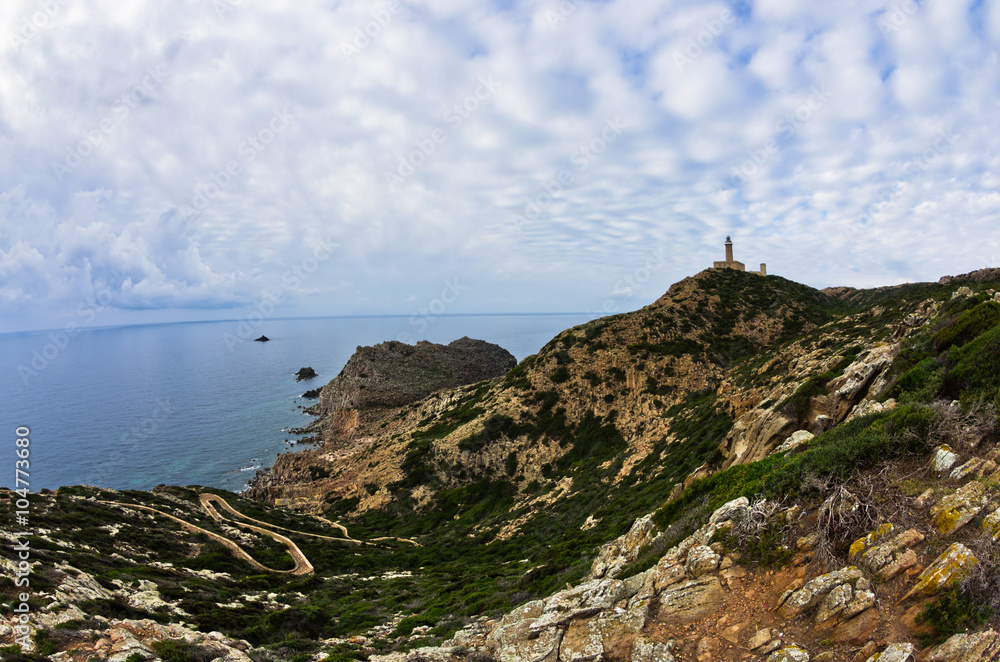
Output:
[
  {"xmin": 771, "ymin": 430, "xmax": 814, "ymax": 456},
  {"xmin": 766, "ymin": 646, "xmax": 811, "ymax": 662},
  {"xmin": 684, "ymin": 545, "xmax": 720, "ymax": 578},
  {"xmin": 778, "ymin": 566, "xmax": 863, "ymax": 620},
  {"xmin": 864, "ymin": 643, "xmax": 915, "ymax": 662},
  {"xmin": 630, "ymin": 637, "xmax": 675, "ymax": 662},
  {"xmin": 902, "ymin": 542, "xmax": 978, "ymax": 601},
  {"xmin": 950, "ymin": 457, "xmax": 995, "ymax": 480},
  {"xmin": 654, "ymin": 576, "xmax": 724, "ymax": 624},
  {"xmin": 851, "ymin": 527, "xmax": 924, "ymax": 581},
  {"xmin": 930, "ymin": 481, "xmax": 991, "ymax": 535},
  {"xmin": 932, "ymin": 445, "xmax": 960, "ymax": 472},
  {"xmin": 709, "ymin": 497, "xmax": 749, "ymax": 525},
  {"xmin": 926, "ymin": 628, "xmax": 1000, "ymax": 661}
]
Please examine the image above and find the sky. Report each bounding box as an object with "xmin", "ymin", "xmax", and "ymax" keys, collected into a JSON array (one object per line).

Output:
[{"xmin": 1, "ymin": 0, "xmax": 999, "ymax": 334}]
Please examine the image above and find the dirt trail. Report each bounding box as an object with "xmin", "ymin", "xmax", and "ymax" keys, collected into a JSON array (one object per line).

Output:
[
  {"xmin": 97, "ymin": 500, "xmax": 311, "ymax": 574},
  {"xmin": 97, "ymin": 493, "xmax": 420, "ymax": 575}
]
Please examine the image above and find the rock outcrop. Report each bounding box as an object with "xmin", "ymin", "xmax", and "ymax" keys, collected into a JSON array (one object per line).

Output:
[{"xmin": 317, "ymin": 337, "xmax": 517, "ymax": 415}]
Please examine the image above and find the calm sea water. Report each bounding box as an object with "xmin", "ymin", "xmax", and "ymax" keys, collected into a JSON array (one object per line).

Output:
[{"xmin": 0, "ymin": 315, "xmax": 592, "ymax": 492}]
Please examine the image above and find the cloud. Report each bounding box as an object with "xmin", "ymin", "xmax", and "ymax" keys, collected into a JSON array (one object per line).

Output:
[{"xmin": 0, "ymin": 0, "xmax": 998, "ymax": 332}]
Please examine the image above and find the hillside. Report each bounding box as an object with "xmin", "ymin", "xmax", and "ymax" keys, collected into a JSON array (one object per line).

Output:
[{"xmin": 4, "ymin": 268, "xmax": 1000, "ymax": 662}]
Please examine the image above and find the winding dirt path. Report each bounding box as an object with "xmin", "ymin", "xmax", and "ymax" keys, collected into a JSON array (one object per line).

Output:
[
  {"xmin": 97, "ymin": 492, "xmax": 420, "ymax": 575},
  {"xmin": 97, "ymin": 500, "xmax": 311, "ymax": 574},
  {"xmin": 199, "ymin": 494, "xmax": 362, "ymax": 545}
]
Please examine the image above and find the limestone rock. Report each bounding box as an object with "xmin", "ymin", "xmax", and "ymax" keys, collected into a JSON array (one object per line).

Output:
[
  {"xmin": 630, "ymin": 637, "xmax": 675, "ymax": 662},
  {"xmin": 902, "ymin": 542, "xmax": 978, "ymax": 601},
  {"xmin": 930, "ymin": 481, "xmax": 991, "ymax": 535},
  {"xmin": 831, "ymin": 608, "xmax": 880, "ymax": 645},
  {"xmin": 950, "ymin": 457, "xmax": 995, "ymax": 480},
  {"xmin": 926, "ymin": 628, "xmax": 1000, "ymax": 661},
  {"xmin": 830, "ymin": 344, "xmax": 898, "ymax": 421},
  {"xmin": 915, "ymin": 489, "xmax": 936, "ymax": 508},
  {"xmin": 848, "ymin": 523, "xmax": 896, "ymax": 560},
  {"xmin": 766, "ymin": 646, "xmax": 810, "ymax": 662},
  {"xmin": 814, "ymin": 583, "xmax": 853, "ymax": 625},
  {"xmin": 749, "ymin": 629, "xmax": 772, "ymax": 650},
  {"xmin": 695, "ymin": 636, "xmax": 721, "ymax": 661},
  {"xmin": 106, "ymin": 629, "xmax": 155, "ymax": 662},
  {"xmin": 778, "ymin": 566, "xmax": 863, "ymax": 620},
  {"xmin": 864, "ymin": 642, "xmax": 915, "ymax": 662},
  {"xmin": 533, "ymin": 579, "xmax": 628, "ymax": 629},
  {"xmin": 983, "ymin": 505, "xmax": 1000, "ymax": 541},
  {"xmin": 684, "ymin": 545, "xmax": 720, "ymax": 578},
  {"xmin": 709, "ymin": 497, "xmax": 749, "ymax": 525},
  {"xmin": 488, "ymin": 618, "xmax": 562, "ymax": 662},
  {"xmin": 932, "ymin": 445, "xmax": 960, "ymax": 473},
  {"xmin": 771, "ymin": 430, "xmax": 815, "ymax": 456},
  {"xmin": 853, "ymin": 527, "xmax": 924, "ymax": 581},
  {"xmin": 655, "ymin": 576, "xmax": 724, "ymax": 624},
  {"xmin": 561, "ymin": 604, "xmax": 649, "ymax": 662},
  {"xmin": 591, "ymin": 516, "xmax": 657, "ymax": 579}
]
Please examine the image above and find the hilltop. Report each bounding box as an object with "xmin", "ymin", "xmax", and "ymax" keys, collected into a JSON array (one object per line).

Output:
[{"xmin": 4, "ymin": 267, "xmax": 1000, "ymax": 662}]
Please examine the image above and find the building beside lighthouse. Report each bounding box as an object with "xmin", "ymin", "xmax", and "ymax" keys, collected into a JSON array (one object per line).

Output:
[{"xmin": 713, "ymin": 236, "xmax": 766, "ymax": 276}]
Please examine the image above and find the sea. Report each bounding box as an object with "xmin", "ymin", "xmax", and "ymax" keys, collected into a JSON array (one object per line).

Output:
[{"xmin": 0, "ymin": 315, "xmax": 593, "ymax": 493}]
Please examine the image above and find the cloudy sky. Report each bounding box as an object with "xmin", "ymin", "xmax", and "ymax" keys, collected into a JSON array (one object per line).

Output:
[{"xmin": 1, "ymin": 0, "xmax": 998, "ymax": 333}]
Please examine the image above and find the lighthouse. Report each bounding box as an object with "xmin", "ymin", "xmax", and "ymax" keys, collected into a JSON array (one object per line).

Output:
[{"xmin": 713, "ymin": 236, "xmax": 766, "ymax": 275}]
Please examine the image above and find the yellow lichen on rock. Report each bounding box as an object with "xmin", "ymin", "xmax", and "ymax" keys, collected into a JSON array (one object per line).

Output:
[{"xmin": 901, "ymin": 542, "xmax": 978, "ymax": 602}]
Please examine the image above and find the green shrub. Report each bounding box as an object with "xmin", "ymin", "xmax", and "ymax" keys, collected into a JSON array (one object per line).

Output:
[
  {"xmin": 916, "ymin": 586, "xmax": 992, "ymax": 646},
  {"xmin": 31, "ymin": 630, "xmax": 57, "ymax": 657},
  {"xmin": 944, "ymin": 325, "xmax": 1000, "ymax": 402},
  {"xmin": 550, "ymin": 366, "xmax": 571, "ymax": 383},
  {"xmin": 932, "ymin": 301, "xmax": 1000, "ymax": 351},
  {"xmin": 152, "ymin": 639, "xmax": 221, "ymax": 662}
]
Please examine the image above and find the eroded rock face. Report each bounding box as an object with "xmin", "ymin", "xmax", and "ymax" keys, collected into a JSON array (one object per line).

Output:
[{"xmin": 591, "ymin": 515, "xmax": 657, "ymax": 579}]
